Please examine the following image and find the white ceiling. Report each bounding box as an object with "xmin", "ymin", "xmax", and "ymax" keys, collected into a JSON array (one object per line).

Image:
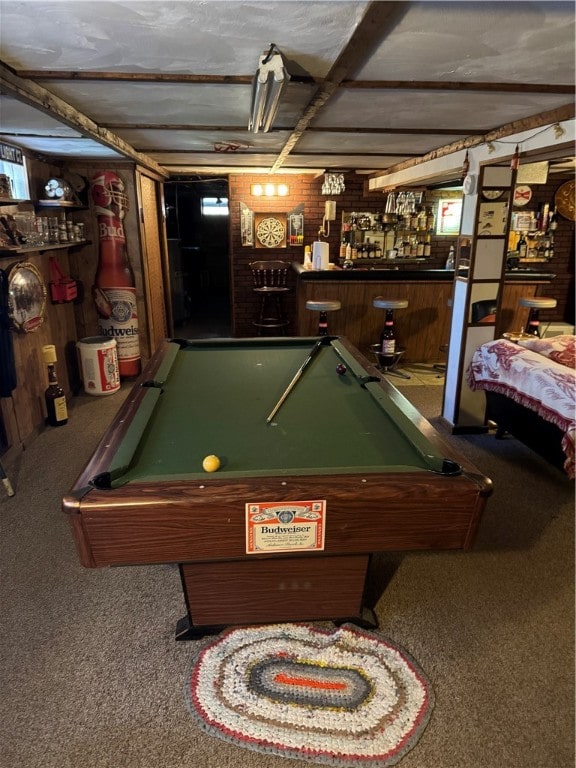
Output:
[{"xmin": 0, "ymin": 1, "xmax": 574, "ymax": 180}]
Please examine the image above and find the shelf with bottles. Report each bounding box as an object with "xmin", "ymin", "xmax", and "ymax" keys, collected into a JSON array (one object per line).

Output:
[
  {"xmin": 0, "ymin": 208, "xmax": 87, "ymax": 254},
  {"xmin": 508, "ymin": 229, "xmax": 554, "ymax": 262}
]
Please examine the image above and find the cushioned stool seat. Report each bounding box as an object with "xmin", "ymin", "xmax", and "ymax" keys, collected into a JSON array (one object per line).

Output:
[
  {"xmin": 372, "ymin": 298, "xmax": 409, "ymax": 312},
  {"xmin": 519, "ymin": 296, "xmax": 557, "ymax": 337},
  {"xmin": 306, "ymin": 299, "xmax": 341, "ymax": 336}
]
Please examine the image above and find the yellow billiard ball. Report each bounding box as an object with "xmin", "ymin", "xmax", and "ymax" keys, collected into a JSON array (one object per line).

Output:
[{"xmin": 202, "ymin": 454, "xmax": 221, "ymax": 472}]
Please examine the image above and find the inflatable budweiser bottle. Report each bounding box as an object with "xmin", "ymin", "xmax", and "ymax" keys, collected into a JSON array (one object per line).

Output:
[{"xmin": 90, "ymin": 170, "xmax": 140, "ymax": 378}]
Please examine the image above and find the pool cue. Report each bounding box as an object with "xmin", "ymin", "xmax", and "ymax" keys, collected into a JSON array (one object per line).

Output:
[
  {"xmin": 0, "ymin": 459, "xmax": 14, "ymax": 497},
  {"xmin": 266, "ymin": 338, "xmax": 325, "ymax": 424}
]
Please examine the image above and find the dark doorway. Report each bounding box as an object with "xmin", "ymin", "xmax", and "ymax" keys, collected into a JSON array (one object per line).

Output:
[{"xmin": 165, "ymin": 177, "xmax": 232, "ymax": 339}]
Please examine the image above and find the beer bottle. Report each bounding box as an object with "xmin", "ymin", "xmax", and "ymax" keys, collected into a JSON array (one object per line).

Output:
[
  {"xmin": 42, "ymin": 345, "xmax": 68, "ymax": 427},
  {"xmin": 524, "ymin": 310, "xmax": 541, "ymax": 337},
  {"xmin": 91, "ymin": 171, "xmax": 140, "ymax": 378},
  {"xmin": 380, "ymin": 309, "xmax": 396, "ymax": 358}
]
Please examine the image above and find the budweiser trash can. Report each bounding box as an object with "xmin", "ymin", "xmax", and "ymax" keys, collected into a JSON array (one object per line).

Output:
[{"xmin": 76, "ymin": 336, "xmax": 120, "ymax": 396}]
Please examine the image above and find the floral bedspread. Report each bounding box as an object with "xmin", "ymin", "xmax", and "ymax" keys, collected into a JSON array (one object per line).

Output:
[{"xmin": 467, "ymin": 336, "xmax": 576, "ymax": 479}]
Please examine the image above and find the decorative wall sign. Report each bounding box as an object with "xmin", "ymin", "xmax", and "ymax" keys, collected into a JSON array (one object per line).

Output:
[
  {"xmin": 436, "ymin": 198, "xmax": 463, "ymax": 235},
  {"xmin": 255, "ymin": 213, "xmax": 286, "ymax": 248},
  {"xmin": 477, "ymin": 201, "xmax": 508, "ymax": 236},
  {"xmin": 513, "ymin": 185, "xmax": 532, "ymax": 207},
  {"xmin": 7, "ymin": 262, "xmax": 47, "ymax": 333},
  {"xmin": 288, "ymin": 204, "xmax": 304, "ymax": 245},
  {"xmin": 240, "ymin": 203, "xmax": 254, "ymax": 246}
]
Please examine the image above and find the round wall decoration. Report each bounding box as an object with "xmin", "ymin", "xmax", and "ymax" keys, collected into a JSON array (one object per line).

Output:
[
  {"xmin": 513, "ymin": 184, "xmax": 532, "ymax": 207},
  {"xmin": 185, "ymin": 622, "xmax": 435, "ymax": 767},
  {"xmin": 8, "ymin": 262, "xmax": 47, "ymax": 333},
  {"xmin": 555, "ymin": 179, "xmax": 575, "ymax": 221},
  {"xmin": 256, "ymin": 215, "xmax": 286, "ymax": 248}
]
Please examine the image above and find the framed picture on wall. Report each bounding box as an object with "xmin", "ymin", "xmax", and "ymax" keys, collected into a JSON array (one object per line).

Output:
[{"xmin": 436, "ymin": 199, "xmax": 463, "ymax": 235}]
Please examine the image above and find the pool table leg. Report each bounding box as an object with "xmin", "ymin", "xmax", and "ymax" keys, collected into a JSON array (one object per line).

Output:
[
  {"xmin": 334, "ymin": 605, "xmax": 378, "ymax": 630},
  {"xmin": 175, "ymin": 614, "xmax": 225, "ymax": 640},
  {"xmin": 175, "ymin": 604, "xmax": 378, "ymax": 640}
]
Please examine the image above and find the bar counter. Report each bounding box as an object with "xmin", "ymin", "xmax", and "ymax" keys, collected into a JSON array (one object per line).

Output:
[{"xmin": 292, "ymin": 263, "xmax": 556, "ymax": 363}]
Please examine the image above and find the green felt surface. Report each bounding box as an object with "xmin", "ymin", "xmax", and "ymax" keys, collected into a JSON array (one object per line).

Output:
[{"xmin": 111, "ymin": 339, "xmax": 446, "ymax": 485}]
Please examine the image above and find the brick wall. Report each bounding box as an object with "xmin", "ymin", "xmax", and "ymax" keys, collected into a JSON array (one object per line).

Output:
[{"xmin": 518, "ymin": 176, "xmax": 574, "ymax": 324}]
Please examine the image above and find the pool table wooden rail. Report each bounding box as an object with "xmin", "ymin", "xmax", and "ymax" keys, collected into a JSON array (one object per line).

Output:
[{"xmin": 65, "ymin": 469, "xmax": 488, "ymax": 569}]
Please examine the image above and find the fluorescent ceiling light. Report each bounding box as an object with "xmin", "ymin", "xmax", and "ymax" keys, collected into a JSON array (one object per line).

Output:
[{"xmin": 248, "ymin": 45, "xmax": 289, "ymax": 133}]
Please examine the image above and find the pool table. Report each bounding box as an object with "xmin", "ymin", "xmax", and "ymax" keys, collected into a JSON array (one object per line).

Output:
[{"xmin": 63, "ymin": 336, "xmax": 492, "ymax": 639}]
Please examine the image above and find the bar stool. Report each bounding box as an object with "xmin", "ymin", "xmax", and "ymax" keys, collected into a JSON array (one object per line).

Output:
[
  {"xmin": 519, "ymin": 296, "xmax": 557, "ymax": 337},
  {"xmin": 305, "ymin": 299, "xmax": 341, "ymax": 336},
  {"xmin": 371, "ymin": 297, "xmax": 410, "ymax": 379},
  {"xmin": 249, "ymin": 260, "xmax": 291, "ymax": 335}
]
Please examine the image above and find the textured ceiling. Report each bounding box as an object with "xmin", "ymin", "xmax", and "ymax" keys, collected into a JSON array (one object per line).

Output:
[{"xmin": 0, "ymin": 1, "xmax": 574, "ymax": 180}]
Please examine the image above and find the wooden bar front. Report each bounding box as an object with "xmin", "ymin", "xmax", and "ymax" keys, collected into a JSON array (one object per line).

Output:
[{"xmin": 293, "ymin": 266, "xmax": 556, "ymax": 363}]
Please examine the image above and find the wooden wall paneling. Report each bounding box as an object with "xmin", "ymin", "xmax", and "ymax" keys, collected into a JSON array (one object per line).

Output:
[
  {"xmin": 4, "ymin": 249, "xmax": 77, "ymax": 448},
  {"xmin": 136, "ymin": 171, "xmax": 168, "ymax": 354}
]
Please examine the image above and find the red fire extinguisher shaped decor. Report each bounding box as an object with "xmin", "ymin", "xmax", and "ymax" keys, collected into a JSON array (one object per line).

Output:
[{"xmin": 91, "ymin": 170, "xmax": 141, "ymax": 378}]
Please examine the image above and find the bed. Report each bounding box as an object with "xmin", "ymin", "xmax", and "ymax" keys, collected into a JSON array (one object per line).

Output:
[{"xmin": 467, "ymin": 335, "xmax": 575, "ymax": 479}]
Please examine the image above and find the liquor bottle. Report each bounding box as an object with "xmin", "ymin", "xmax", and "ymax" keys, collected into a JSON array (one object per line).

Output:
[
  {"xmin": 445, "ymin": 245, "xmax": 455, "ymax": 270},
  {"xmin": 380, "ymin": 309, "xmax": 396, "ymax": 358},
  {"xmin": 424, "ymin": 235, "xmax": 431, "ymax": 257},
  {"xmin": 304, "ymin": 245, "xmax": 312, "ymax": 269},
  {"xmin": 548, "ymin": 208, "xmax": 558, "ymax": 232},
  {"xmin": 91, "ymin": 170, "xmax": 141, "ymax": 379},
  {"xmin": 42, "ymin": 345, "xmax": 68, "ymax": 427},
  {"xmin": 517, "ymin": 234, "xmax": 527, "ymax": 258}
]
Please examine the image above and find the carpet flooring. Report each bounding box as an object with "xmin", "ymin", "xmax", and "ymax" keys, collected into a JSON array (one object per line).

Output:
[{"xmin": 1, "ymin": 379, "xmax": 574, "ymax": 768}]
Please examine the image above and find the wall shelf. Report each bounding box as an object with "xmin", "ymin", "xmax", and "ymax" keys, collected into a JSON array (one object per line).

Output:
[
  {"xmin": 0, "ymin": 197, "xmax": 29, "ymax": 206},
  {"xmin": 36, "ymin": 200, "xmax": 85, "ymax": 210},
  {"xmin": 0, "ymin": 240, "xmax": 91, "ymax": 259}
]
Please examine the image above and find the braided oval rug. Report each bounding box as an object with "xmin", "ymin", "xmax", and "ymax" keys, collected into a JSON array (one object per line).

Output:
[{"xmin": 184, "ymin": 623, "xmax": 434, "ymax": 767}]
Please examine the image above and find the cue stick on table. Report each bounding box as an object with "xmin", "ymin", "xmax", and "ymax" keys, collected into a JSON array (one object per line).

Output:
[
  {"xmin": 0, "ymin": 459, "xmax": 14, "ymax": 497},
  {"xmin": 266, "ymin": 338, "xmax": 325, "ymax": 424}
]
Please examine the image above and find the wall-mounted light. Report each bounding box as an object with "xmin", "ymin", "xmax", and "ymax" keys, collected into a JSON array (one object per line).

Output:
[
  {"xmin": 248, "ymin": 44, "xmax": 289, "ymax": 133},
  {"xmin": 251, "ymin": 183, "xmax": 289, "ymax": 197},
  {"xmin": 321, "ymin": 173, "xmax": 345, "ymax": 195}
]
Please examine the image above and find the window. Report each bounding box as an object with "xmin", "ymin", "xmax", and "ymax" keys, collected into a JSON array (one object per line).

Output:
[{"xmin": 201, "ymin": 197, "xmax": 229, "ymax": 216}]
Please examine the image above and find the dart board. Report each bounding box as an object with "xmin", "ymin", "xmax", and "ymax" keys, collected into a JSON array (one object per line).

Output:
[{"xmin": 255, "ymin": 214, "xmax": 286, "ymax": 248}]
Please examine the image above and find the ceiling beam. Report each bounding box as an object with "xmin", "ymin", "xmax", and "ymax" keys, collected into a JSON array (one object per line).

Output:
[
  {"xmin": 15, "ymin": 69, "xmax": 572, "ymax": 95},
  {"xmin": 341, "ymin": 80, "xmax": 574, "ymax": 94},
  {"xmin": 100, "ymin": 123, "xmax": 471, "ymax": 135},
  {"xmin": 270, "ymin": 0, "xmax": 411, "ymax": 172},
  {"xmin": 368, "ymin": 103, "xmax": 576, "ymax": 178},
  {"xmin": 0, "ymin": 61, "xmax": 167, "ymax": 176}
]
